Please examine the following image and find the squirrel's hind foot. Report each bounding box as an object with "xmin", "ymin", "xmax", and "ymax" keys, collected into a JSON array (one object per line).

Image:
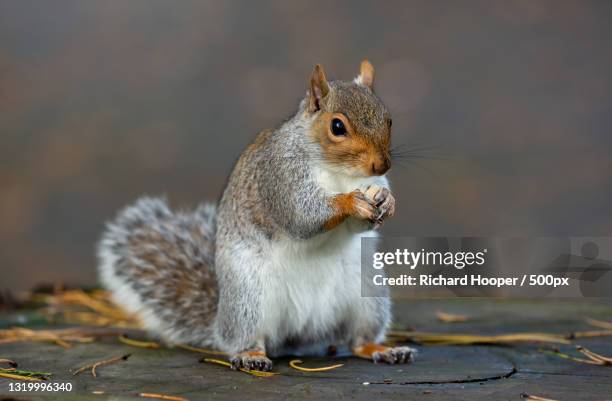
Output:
[
  {"xmin": 352, "ymin": 343, "xmax": 416, "ymax": 365},
  {"xmin": 229, "ymin": 350, "xmax": 273, "ymax": 372},
  {"xmin": 372, "ymin": 346, "xmax": 416, "ymax": 364}
]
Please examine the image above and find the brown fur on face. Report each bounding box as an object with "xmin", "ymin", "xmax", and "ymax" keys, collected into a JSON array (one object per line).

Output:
[
  {"xmin": 307, "ymin": 62, "xmax": 392, "ymax": 176},
  {"xmin": 310, "ymin": 109, "xmax": 391, "ymax": 176}
]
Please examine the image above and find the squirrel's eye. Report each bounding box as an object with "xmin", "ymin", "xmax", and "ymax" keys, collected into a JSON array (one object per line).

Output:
[
  {"xmin": 388, "ymin": 119, "xmax": 393, "ymax": 128},
  {"xmin": 330, "ymin": 118, "xmax": 347, "ymax": 136}
]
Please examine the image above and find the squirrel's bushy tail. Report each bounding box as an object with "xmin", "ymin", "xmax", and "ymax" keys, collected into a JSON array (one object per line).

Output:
[{"xmin": 97, "ymin": 197, "xmax": 218, "ymax": 346}]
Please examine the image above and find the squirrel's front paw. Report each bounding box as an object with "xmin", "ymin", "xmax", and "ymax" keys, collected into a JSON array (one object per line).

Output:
[
  {"xmin": 229, "ymin": 350, "xmax": 273, "ymax": 372},
  {"xmin": 349, "ymin": 190, "xmax": 378, "ymax": 222},
  {"xmin": 364, "ymin": 185, "xmax": 395, "ymax": 227}
]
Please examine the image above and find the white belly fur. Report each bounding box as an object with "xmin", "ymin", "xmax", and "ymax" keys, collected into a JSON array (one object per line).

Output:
[{"xmin": 260, "ymin": 167, "xmax": 389, "ymax": 353}]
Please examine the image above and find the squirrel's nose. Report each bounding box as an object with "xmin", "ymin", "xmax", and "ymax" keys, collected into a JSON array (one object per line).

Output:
[{"xmin": 371, "ymin": 158, "xmax": 390, "ymax": 176}]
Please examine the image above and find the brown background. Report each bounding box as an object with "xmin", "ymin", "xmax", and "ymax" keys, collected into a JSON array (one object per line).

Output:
[{"xmin": 1, "ymin": 0, "xmax": 611, "ymax": 291}]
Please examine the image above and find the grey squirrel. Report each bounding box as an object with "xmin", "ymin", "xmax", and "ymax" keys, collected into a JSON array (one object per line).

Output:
[{"xmin": 98, "ymin": 60, "xmax": 415, "ymax": 372}]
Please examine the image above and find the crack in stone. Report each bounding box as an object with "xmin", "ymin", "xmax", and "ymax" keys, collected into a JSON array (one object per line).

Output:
[
  {"xmin": 367, "ymin": 349, "xmax": 519, "ymax": 386},
  {"xmin": 368, "ymin": 367, "xmax": 517, "ymax": 385}
]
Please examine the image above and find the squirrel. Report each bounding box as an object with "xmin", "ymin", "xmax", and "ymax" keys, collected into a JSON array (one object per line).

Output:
[{"xmin": 98, "ymin": 60, "xmax": 415, "ymax": 372}]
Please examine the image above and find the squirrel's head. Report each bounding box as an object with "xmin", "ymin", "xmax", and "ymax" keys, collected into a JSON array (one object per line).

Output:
[{"xmin": 306, "ymin": 60, "xmax": 392, "ymax": 177}]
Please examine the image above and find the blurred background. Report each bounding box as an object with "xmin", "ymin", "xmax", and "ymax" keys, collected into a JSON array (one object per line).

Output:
[{"xmin": 1, "ymin": 0, "xmax": 611, "ymax": 291}]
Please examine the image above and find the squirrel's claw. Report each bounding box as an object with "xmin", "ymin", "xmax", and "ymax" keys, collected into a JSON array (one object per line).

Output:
[
  {"xmin": 364, "ymin": 185, "xmax": 395, "ymax": 228},
  {"xmin": 351, "ymin": 190, "xmax": 378, "ymax": 222},
  {"xmin": 372, "ymin": 346, "xmax": 416, "ymax": 364},
  {"xmin": 230, "ymin": 352, "xmax": 273, "ymax": 372},
  {"xmin": 376, "ymin": 191, "xmax": 395, "ymax": 219}
]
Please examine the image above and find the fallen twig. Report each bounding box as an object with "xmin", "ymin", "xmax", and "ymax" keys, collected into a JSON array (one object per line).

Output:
[
  {"xmin": 73, "ymin": 354, "xmax": 131, "ymax": 378},
  {"xmin": 289, "ymin": 359, "xmax": 344, "ymax": 372}
]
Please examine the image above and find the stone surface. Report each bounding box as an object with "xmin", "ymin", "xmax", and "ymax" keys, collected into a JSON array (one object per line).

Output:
[{"xmin": 1, "ymin": 299, "xmax": 611, "ymax": 401}]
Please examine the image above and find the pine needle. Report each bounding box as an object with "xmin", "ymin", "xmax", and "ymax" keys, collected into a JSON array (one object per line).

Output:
[
  {"xmin": 0, "ymin": 359, "xmax": 52, "ymax": 381},
  {"xmin": 37, "ymin": 289, "xmax": 140, "ymax": 328},
  {"xmin": 1, "ymin": 368, "xmax": 52, "ymax": 378},
  {"xmin": 175, "ymin": 343, "xmax": 227, "ymax": 356},
  {"xmin": 540, "ymin": 349, "xmax": 603, "ymax": 365},
  {"xmin": 435, "ymin": 311, "xmax": 471, "ymax": 323},
  {"xmin": 139, "ymin": 393, "xmax": 189, "ymax": 401},
  {"xmin": 0, "ymin": 327, "xmax": 78, "ymax": 348},
  {"xmin": 73, "ymin": 354, "xmax": 131, "ymax": 378},
  {"xmin": 0, "ymin": 327, "xmax": 119, "ymax": 348},
  {"xmin": 118, "ymin": 334, "xmax": 160, "ymax": 349},
  {"xmin": 200, "ymin": 358, "xmax": 278, "ymax": 377},
  {"xmin": 387, "ymin": 331, "xmax": 570, "ymax": 345},
  {"xmin": 576, "ymin": 346, "xmax": 612, "ymax": 364},
  {"xmin": 289, "ymin": 359, "xmax": 344, "ymax": 372},
  {"xmin": 47, "ymin": 290, "xmax": 125, "ymax": 318},
  {"xmin": 540, "ymin": 345, "xmax": 612, "ymax": 366},
  {"xmin": 586, "ymin": 318, "xmax": 612, "ymax": 330},
  {"xmin": 570, "ymin": 330, "xmax": 612, "ymax": 339},
  {"xmin": 0, "ymin": 371, "xmax": 42, "ymax": 381},
  {"xmin": 521, "ymin": 393, "xmax": 559, "ymax": 401},
  {"xmin": 0, "ymin": 359, "xmax": 17, "ymax": 368}
]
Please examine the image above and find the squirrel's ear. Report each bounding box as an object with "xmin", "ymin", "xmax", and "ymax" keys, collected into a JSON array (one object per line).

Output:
[
  {"xmin": 356, "ymin": 59, "xmax": 375, "ymax": 88},
  {"xmin": 308, "ymin": 64, "xmax": 329, "ymax": 112}
]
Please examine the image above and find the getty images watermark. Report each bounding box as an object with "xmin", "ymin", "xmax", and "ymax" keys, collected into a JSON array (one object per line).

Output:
[{"xmin": 361, "ymin": 237, "xmax": 612, "ymax": 298}]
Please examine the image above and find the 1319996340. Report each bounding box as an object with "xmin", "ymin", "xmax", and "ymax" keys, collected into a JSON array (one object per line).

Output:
[{"xmin": 8, "ymin": 382, "xmax": 73, "ymax": 392}]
